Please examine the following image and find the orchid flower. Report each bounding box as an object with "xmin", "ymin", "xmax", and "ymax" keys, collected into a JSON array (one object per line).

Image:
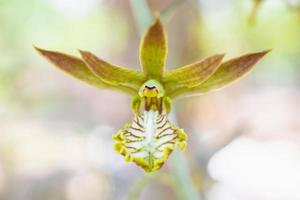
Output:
[{"xmin": 35, "ymin": 17, "xmax": 269, "ymax": 172}]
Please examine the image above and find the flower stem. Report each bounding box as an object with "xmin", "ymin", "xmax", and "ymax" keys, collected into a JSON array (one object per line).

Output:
[
  {"xmin": 169, "ymin": 107, "xmax": 202, "ymax": 200},
  {"xmin": 127, "ymin": 173, "xmax": 181, "ymax": 200},
  {"xmin": 130, "ymin": 0, "xmax": 153, "ymax": 35}
]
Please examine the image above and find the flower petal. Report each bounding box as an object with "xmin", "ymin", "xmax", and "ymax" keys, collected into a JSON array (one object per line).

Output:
[
  {"xmin": 35, "ymin": 47, "xmax": 137, "ymax": 95},
  {"xmin": 140, "ymin": 18, "xmax": 167, "ymax": 80},
  {"xmin": 168, "ymin": 50, "xmax": 270, "ymax": 98},
  {"xmin": 113, "ymin": 110, "xmax": 187, "ymax": 172},
  {"xmin": 163, "ymin": 54, "xmax": 225, "ymax": 95},
  {"xmin": 79, "ymin": 50, "xmax": 145, "ymax": 92}
]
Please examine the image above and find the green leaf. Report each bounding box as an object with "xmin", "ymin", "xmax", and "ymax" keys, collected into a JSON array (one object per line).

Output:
[
  {"xmin": 34, "ymin": 47, "xmax": 138, "ymax": 95},
  {"xmin": 168, "ymin": 50, "xmax": 270, "ymax": 98},
  {"xmin": 140, "ymin": 17, "xmax": 167, "ymax": 80},
  {"xmin": 163, "ymin": 54, "xmax": 225, "ymax": 95},
  {"xmin": 79, "ymin": 50, "xmax": 145, "ymax": 92}
]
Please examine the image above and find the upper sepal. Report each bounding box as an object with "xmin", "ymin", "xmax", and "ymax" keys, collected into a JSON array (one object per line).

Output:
[
  {"xmin": 168, "ymin": 50, "xmax": 270, "ymax": 98},
  {"xmin": 140, "ymin": 17, "xmax": 167, "ymax": 80}
]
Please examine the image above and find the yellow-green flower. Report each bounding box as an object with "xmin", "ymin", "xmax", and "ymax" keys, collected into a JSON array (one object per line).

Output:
[{"xmin": 35, "ymin": 17, "xmax": 269, "ymax": 172}]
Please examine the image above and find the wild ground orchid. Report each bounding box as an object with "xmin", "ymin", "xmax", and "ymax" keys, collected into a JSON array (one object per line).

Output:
[{"xmin": 35, "ymin": 17, "xmax": 269, "ymax": 172}]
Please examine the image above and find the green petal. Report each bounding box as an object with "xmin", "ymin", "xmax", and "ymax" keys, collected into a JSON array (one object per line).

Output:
[
  {"xmin": 168, "ymin": 50, "xmax": 270, "ymax": 98},
  {"xmin": 34, "ymin": 47, "xmax": 137, "ymax": 95},
  {"xmin": 140, "ymin": 17, "xmax": 167, "ymax": 80},
  {"xmin": 163, "ymin": 54, "xmax": 225, "ymax": 95},
  {"xmin": 79, "ymin": 50, "xmax": 145, "ymax": 92}
]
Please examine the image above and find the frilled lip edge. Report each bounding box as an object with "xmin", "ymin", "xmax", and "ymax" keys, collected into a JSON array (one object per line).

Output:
[{"xmin": 113, "ymin": 110, "xmax": 187, "ymax": 172}]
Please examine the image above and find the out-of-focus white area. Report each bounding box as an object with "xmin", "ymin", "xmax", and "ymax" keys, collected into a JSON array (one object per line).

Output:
[
  {"xmin": 208, "ymin": 138, "xmax": 300, "ymax": 200},
  {"xmin": 51, "ymin": 0, "xmax": 101, "ymax": 19}
]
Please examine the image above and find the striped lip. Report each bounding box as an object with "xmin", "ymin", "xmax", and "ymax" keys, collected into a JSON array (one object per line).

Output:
[{"xmin": 113, "ymin": 110, "xmax": 187, "ymax": 172}]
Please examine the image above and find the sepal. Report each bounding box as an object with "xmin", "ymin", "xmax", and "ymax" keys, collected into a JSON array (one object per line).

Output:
[
  {"xmin": 139, "ymin": 17, "xmax": 167, "ymax": 80},
  {"xmin": 168, "ymin": 50, "xmax": 270, "ymax": 98}
]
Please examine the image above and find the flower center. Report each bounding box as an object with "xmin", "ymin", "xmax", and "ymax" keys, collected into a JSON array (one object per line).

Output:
[{"xmin": 138, "ymin": 79, "xmax": 166, "ymax": 114}]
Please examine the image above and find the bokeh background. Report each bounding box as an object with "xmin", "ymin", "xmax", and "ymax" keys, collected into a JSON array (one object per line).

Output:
[{"xmin": 1, "ymin": 0, "xmax": 300, "ymax": 199}]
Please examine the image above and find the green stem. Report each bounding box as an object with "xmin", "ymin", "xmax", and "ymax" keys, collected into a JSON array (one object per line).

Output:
[
  {"xmin": 127, "ymin": 173, "xmax": 181, "ymax": 200},
  {"xmin": 130, "ymin": 0, "xmax": 153, "ymax": 35},
  {"xmin": 169, "ymin": 106, "xmax": 202, "ymax": 200},
  {"xmin": 161, "ymin": 0, "xmax": 185, "ymax": 23},
  {"xmin": 249, "ymin": 0, "xmax": 263, "ymax": 26}
]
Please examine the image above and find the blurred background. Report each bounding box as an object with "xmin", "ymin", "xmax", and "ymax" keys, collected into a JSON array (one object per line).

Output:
[{"xmin": 0, "ymin": 0, "xmax": 300, "ymax": 199}]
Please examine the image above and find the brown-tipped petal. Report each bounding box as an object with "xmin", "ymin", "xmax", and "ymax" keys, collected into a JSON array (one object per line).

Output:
[
  {"xmin": 79, "ymin": 50, "xmax": 145, "ymax": 92},
  {"xmin": 34, "ymin": 46, "xmax": 137, "ymax": 95},
  {"xmin": 139, "ymin": 17, "xmax": 167, "ymax": 80},
  {"xmin": 34, "ymin": 46, "xmax": 107, "ymax": 87},
  {"xmin": 169, "ymin": 50, "xmax": 270, "ymax": 98},
  {"xmin": 163, "ymin": 54, "xmax": 225, "ymax": 94}
]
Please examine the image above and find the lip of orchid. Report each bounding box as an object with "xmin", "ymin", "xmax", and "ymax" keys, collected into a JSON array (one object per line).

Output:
[{"xmin": 113, "ymin": 110, "xmax": 187, "ymax": 172}]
